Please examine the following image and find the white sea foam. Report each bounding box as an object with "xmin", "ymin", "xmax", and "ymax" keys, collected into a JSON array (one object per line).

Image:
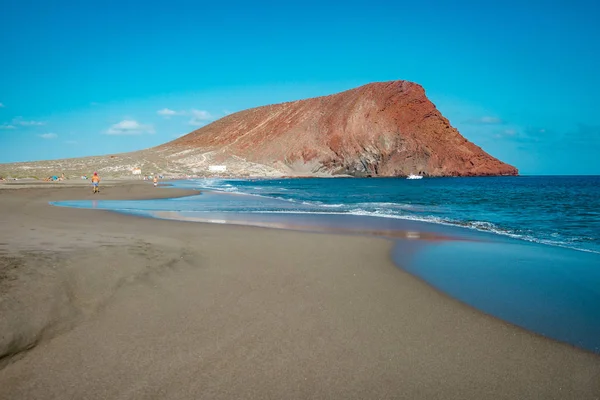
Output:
[{"xmin": 53, "ymin": 178, "xmax": 600, "ymax": 255}]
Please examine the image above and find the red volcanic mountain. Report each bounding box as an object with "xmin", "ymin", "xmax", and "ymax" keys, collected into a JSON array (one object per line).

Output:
[{"xmin": 162, "ymin": 80, "xmax": 517, "ymax": 177}]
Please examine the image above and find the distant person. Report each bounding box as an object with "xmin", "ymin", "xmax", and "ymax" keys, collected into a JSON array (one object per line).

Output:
[
  {"xmin": 153, "ymin": 176, "xmax": 158, "ymax": 187},
  {"xmin": 91, "ymin": 172, "xmax": 101, "ymax": 193}
]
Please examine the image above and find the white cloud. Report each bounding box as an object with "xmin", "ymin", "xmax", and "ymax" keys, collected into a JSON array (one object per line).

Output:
[
  {"xmin": 13, "ymin": 116, "xmax": 45, "ymax": 126},
  {"xmin": 491, "ymin": 128, "xmax": 521, "ymax": 140},
  {"xmin": 189, "ymin": 109, "xmax": 213, "ymax": 126},
  {"xmin": 157, "ymin": 107, "xmax": 217, "ymax": 125},
  {"xmin": 478, "ymin": 116, "xmax": 503, "ymax": 124},
  {"xmin": 157, "ymin": 108, "xmax": 186, "ymax": 118},
  {"xmin": 0, "ymin": 124, "xmax": 16, "ymax": 129},
  {"xmin": 0, "ymin": 103, "xmax": 4, "ymax": 108},
  {"xmin": 465, "ymin": 116, "xmax": 504, "ymax": 125},
  {"xmin": 105, "ymin": 119, "xmax": 155, "ymax": 135},
  {"xmin": 39, "ymin": 133, "xmax": 58, "ymax": 139},
  {"xmin": 158, "ymin": 108, "xmax": 177, "ymax": 116}
]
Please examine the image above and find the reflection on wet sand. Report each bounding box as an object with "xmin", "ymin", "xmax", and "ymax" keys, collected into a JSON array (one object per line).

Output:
[
  {"xmin": 154, "ymin": 209, "xmax": 600, "ymax": 354},
  {"xmin": 152, "ymin": 211, "xmax": 465, "ymax": 242}
]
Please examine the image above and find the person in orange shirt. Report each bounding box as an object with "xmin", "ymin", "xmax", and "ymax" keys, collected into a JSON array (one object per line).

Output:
[{"xmin": 91, "ymin": 172, "xmax": 100, "ymax": 193}]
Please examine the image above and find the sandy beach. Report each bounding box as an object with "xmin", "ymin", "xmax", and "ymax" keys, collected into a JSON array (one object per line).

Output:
[{"xmin": 0, "ymin": 181, "xmax": 599, "ymax": 399}]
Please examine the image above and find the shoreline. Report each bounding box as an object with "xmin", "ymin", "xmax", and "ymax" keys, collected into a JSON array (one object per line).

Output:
[
  {"xmin": 54, "ymin": 187, "xmax": 600, "ymax": 354},
  {"xmin": 48, "ymin": 183, "xmax": 600, "ymax": 353},
  {"xmin": 1, "ymin": 182, "xmax": 599, "ymax": 398}
]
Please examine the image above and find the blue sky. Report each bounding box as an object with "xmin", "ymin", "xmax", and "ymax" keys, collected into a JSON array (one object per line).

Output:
[{"xmin": 1, "ymin": 0, "xmax": 599, "ymax": 174}]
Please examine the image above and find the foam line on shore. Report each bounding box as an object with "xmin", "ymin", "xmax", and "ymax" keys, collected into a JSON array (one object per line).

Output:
[{"xmin": 1, "ymin": 182, "xmax": 600, "ymax": 398}]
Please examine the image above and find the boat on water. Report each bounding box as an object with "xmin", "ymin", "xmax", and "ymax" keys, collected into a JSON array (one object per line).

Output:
[{"xmin": 407, "ymin": 174, "xmax": 423, "ymax": 180}]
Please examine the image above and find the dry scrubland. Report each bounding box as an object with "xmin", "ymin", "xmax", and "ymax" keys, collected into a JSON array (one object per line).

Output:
[{"xmin": 0, "ymin": 147, "xmax": 290, "ymax": 181}]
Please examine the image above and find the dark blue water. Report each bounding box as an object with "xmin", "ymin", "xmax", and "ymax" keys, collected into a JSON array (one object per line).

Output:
[
  {"xmin": 166, "ymin": 175, "xmax": 599, "ymax": 254},
  {"xmin": 51, "ymin": 176, "xmax": 600, "ymax": 353}
]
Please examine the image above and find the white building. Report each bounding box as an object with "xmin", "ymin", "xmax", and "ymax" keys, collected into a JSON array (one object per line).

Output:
[{"xmin": 208, "ymin": 165, "xmax": 227, "ymax": 173}]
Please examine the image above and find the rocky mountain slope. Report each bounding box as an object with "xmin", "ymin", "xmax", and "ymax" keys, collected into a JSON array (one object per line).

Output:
[
  {"xmin": 161, "ymin": 80, "xmax": 517, "ymax": 177},
  {"xmin": 1, "ymin": 81, "xmax": 517, "ymax": 179}
]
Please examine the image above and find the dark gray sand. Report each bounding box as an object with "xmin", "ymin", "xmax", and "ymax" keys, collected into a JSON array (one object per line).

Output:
[{"xmin": 0, "ymin": 182, "xmax": 599, "ymax": 399}]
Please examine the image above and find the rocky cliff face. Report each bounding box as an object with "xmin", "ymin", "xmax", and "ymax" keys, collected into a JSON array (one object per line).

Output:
[
  {"xmin": 161, "ymin": 80, "xmax": 518, "ymax": 177},
  {"xmin": 0, "ymin": 81, "xmax": 518, "ymax": 179}
]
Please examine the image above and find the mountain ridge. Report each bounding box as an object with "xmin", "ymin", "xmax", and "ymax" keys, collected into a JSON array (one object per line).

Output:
[
  {"xmin": 160, "ymin": 80, "xmax": 517, "ymax": 177},
  {"xmin": 0, "ymin": 80, "xmax": 517, "ymax": 179}
]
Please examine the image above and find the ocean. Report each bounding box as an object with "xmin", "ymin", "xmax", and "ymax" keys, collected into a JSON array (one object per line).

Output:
[
  {"xmin": 52, "ymin": 176, "xmax": 600, "ymax": 353},
  {"xmin": 170, "ymin": 175, "xmax": 600, "ymax": 254}
]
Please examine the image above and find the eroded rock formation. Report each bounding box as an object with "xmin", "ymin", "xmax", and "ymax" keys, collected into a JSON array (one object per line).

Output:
[{"xmin": 162, "ymin": 80, "xmax": 517, "ymax": 177}]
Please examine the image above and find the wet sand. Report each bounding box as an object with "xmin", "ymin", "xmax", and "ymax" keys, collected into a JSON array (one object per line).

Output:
[{"xmin": 0, "ymin": 182, "xmax": 599, "ymax": 399}]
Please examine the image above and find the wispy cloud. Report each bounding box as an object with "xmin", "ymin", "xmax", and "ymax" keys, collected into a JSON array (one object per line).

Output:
[
  {"xmin": 157, "ymin": 108, "xmax": 186, "ymax": 118},
  {"xmin": 189, "ymin": 109, "xmax": 213, "ymax": 126},
  {"xmin": 157, "ymin": 107, "xmax": 215, "ymax": 125},
  {"xmin": 0, "ymin": 124, "xmax": 16, "ymax": 129},
  {"xmin": 105, "ymin": 119, "xmax": 154, "ymax": 135},
  {"xmin": 493, "ymin": 129, "xmax": 518, "ymax": 139},
  {"xmin": 39, "ymin": 133, "xmax": 58, "ymax": 139},
  {"xmin": 13, "ymin": 116, "xmax": 45, "ymax": 126},
  {"xmin": 568, "ymin": 124, "xmax": 600, "ymax": 145},
  {"xmin": 495, "ymin": 126, "xmax": 547, "ymax": 144},
  {"xmin": 466, "ymin": 116, "xmax": 504, "ymax": 125},
  {"xmin": 0, "ymin": 103, "xmax": 4, "ymax": 108},
  {"xmin": 505, "ymin": 124, "xmax": 600, "ymax": 150}
]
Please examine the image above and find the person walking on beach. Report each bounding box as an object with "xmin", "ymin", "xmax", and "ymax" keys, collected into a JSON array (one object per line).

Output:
[
  {"xmin": 91, "ymin": 172, "xmax": 101, "ymax": 193},
  {"xmin": 153, "ymin": 175, "xmax": 158, "ymax": 187}
]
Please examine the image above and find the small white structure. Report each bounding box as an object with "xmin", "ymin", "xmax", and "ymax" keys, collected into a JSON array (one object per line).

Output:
[
  {"xmin": 208, "ymin": 165, "xmax": 227, "ymax": 173},
  {"xmin": 132, "ymin": 168, "xmax": 142, "ymax": 176}
]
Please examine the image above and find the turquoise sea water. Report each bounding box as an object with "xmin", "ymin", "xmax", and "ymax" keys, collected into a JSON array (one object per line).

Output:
[{"xmin": 52, "ymin": 176, "xmax": 600, "ymax": 353}]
